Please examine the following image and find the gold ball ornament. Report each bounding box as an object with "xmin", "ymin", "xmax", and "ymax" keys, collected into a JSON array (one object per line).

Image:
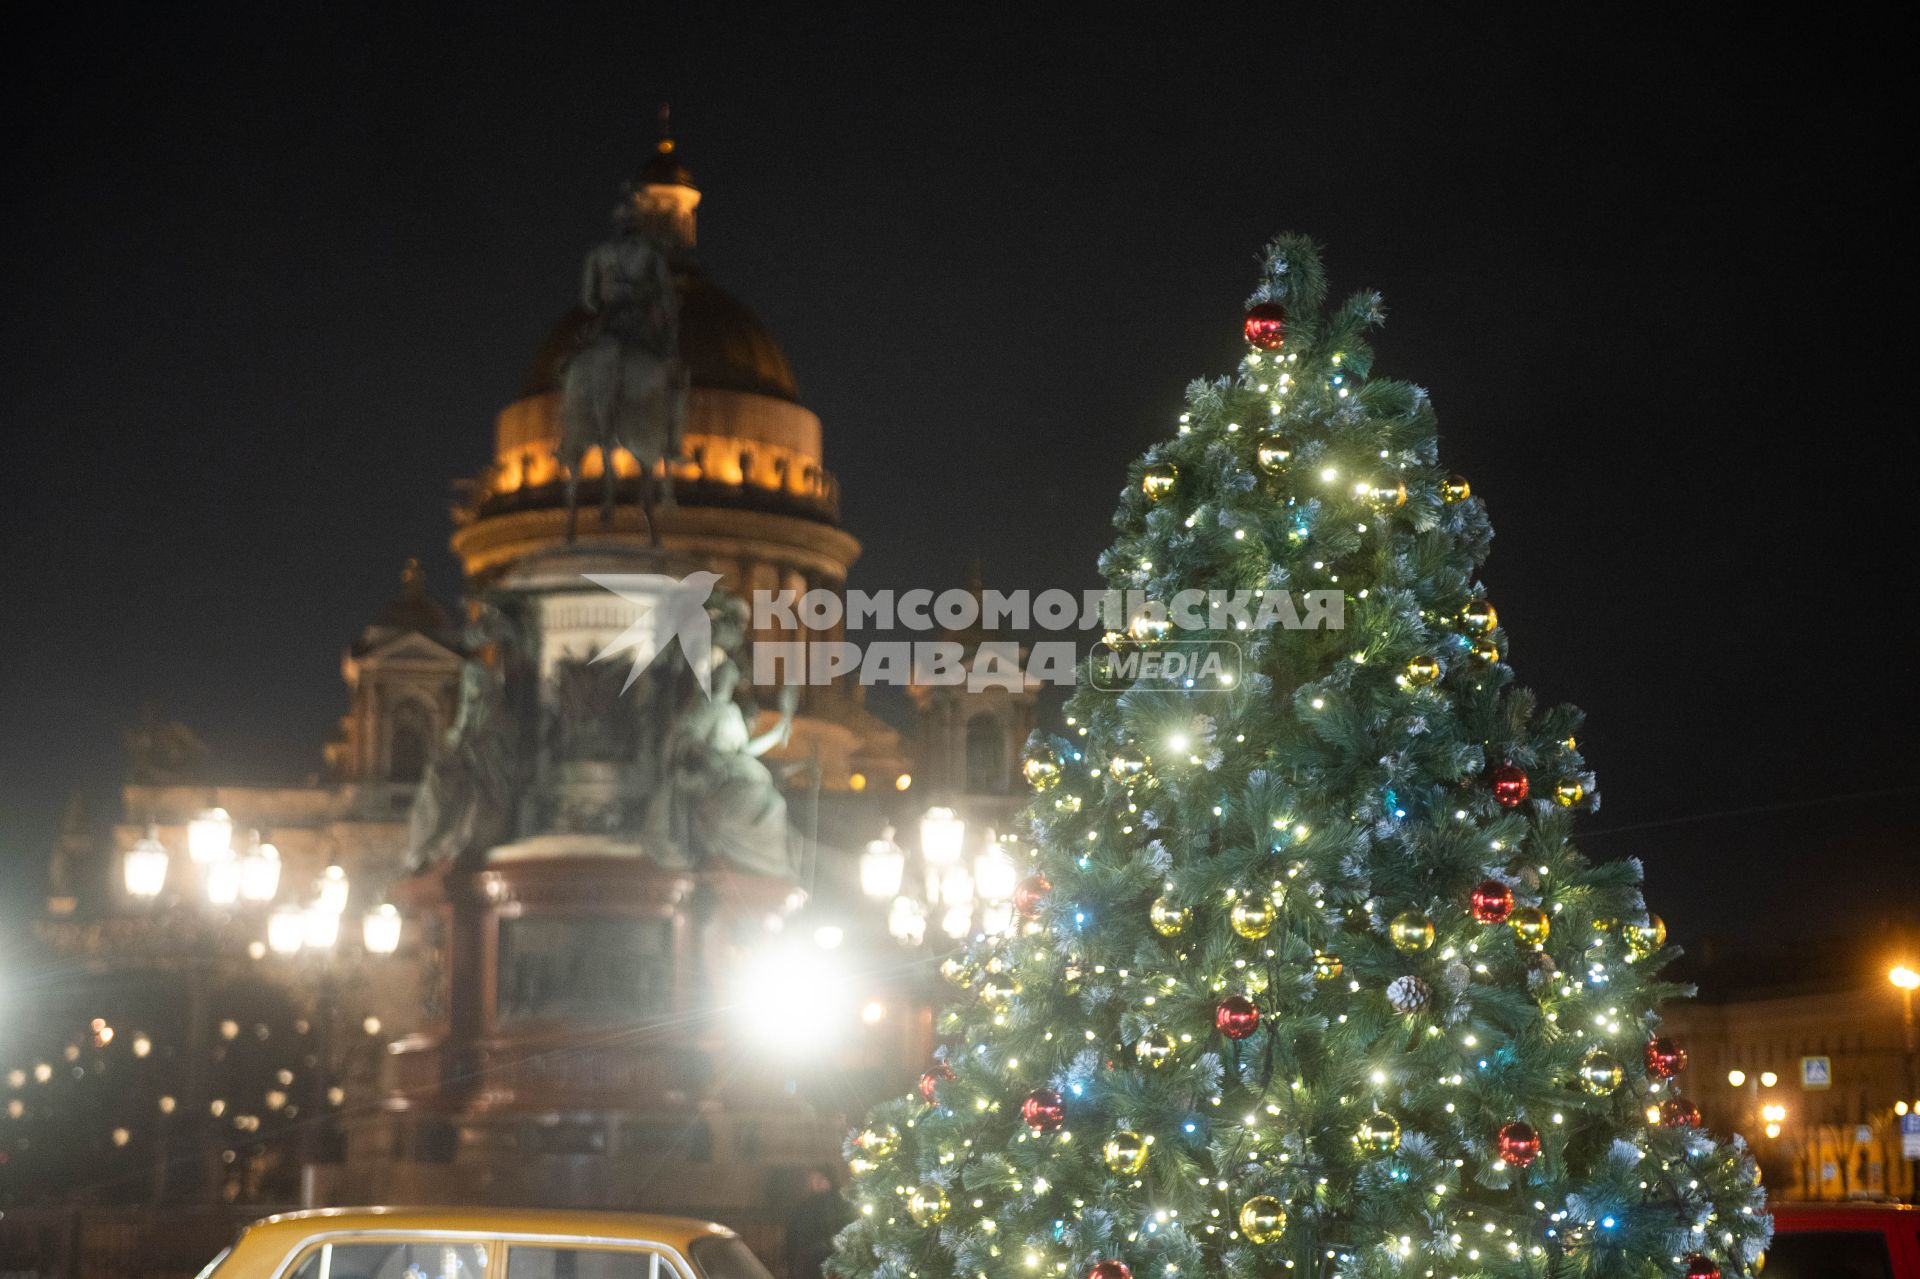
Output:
[
  {"xmin": 1134, "ymin": 1030, "xmax": 1177, "ymax": 1069},
  {"xmin": 1126, "ymin": 612, "xmax": 1171, "ymax": 643},
  {"xmin": 1469, "ymin": 638, "xmax": 1501, "ymax": 664},
  {"xmin": 1443, "ymin": 475, "xmax": 1472, "ymax": 503},
  {"xmin": 856, "ymin": 1124, "xmax": 900, "ymax": 1160},
  {"xmin": 1230, "ymin": 897, "xmax": 1276, "ymax": 940},
  {"xmin": 1237, "ymin": 1195, "xmax": 1288, "ymax": 1245},
  {"xmin": 939, "ymin": 955, "xmax": 976, "ymax": 988},
  {"xmin": 1103, "ymin": 1129, "xmax": 1149, "ymax": 1175},
  {"xmin": 1356, "ymin": 1110, "xmax": 1402, "ymax": 1153},
  {"xmin": 1368, "ymin": 478, "xmax": 1409, "ymax": 508},
  {"xmin": 1553, "ymin": 779, "xmax": 1585, "ymax": 808},
  {"xmin": 1149, "ymin": 897, "xmax": 1192, "ymax": 937},
  {"xmin": 978, "ymin": 976, "xmax": 1021, "ymax": 1008},
  {"xmin": 1460, "ymin": 597, "xmax": 1498, "ymax": 635},
  {"xmin": 1023, "ymin": 753, "xmax": 1061, "ymax": 791},
  {"xmin": 1388, "ymin": 911, "xmax": 1435, "ymax": 952},
  {"xmin": 1141, "ymin": 463, "xmax": 1178, "ymax": 502},
  {"xmin": 1254, "ymin": 430, "xmax": 1295, "ymax": 475},
  {"xmin": 906, "ymin": 1183, "xmax": 950, "ymax": 1226},
  {"xmin": 1312, "ymin": 951, "xmax": 1344, "ymax": 980},
  {"xmin": 1062, "ymin": 961, "xmax": 1086, "ymax": 994},
  {"xmin": 1576, "ymin": 1049, "xmax": 1624, "ymax": 1096},
  {"xmin": 1625, "ymin": 915, "xmax": 1667, "ymax": 959},
  {"xmin": 1508, "ymin": 906, "xmax": 1551, "ymax": 948},
  {"xmin": 1403, "ymin": 655, "xmax": 1442, "ymax": 687},
  {"xmin": 1108, "ymin": 751, "xmax": 1147, "ymax": 781}
]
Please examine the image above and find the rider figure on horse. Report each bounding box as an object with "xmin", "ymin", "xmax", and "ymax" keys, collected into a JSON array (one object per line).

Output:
[{"xmin": 557, "ymin": 205, "xmax": 688, "ymax": 543}]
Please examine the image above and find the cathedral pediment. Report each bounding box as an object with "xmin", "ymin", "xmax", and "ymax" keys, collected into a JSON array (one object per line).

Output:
[{"xmin": 356, "ymin": 630, "xmax": 464, "ymax": 667}]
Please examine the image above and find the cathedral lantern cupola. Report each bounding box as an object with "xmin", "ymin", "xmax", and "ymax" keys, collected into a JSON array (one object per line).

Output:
[{"xmin": 628, "ymin": 105, "xmax": 701, "ymax": 251}]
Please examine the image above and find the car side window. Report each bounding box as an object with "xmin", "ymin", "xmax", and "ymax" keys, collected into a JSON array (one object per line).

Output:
[
  {"xmin": 1762, "ymin": 1230, "xmax": 1892, "ymax": 1279},
  {"xmin": 288, "ymin": 1240, "xmax": 489, "ymax": 1279},
  {"xmin": 686, "ymin": 1237, "xmax": 775, "ymax": 1279},
  {"xmin": 504, "ymin": 1246, "xmax": 662, "ymax": 1279}
]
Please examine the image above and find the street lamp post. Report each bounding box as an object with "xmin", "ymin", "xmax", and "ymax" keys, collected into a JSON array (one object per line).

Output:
[
  {"xmin": 121, "ymin": 821, "xmax": 389, "ymax": 1205},
  {"xmin": 1892, "ymin": 965, "xmax": 1919, "ymax": 1105},
  {"xmin": 1725, "ymin": 1068, "xmax": 1787, "ymax": 1139},
  {"xmin": 879, "ymin": 807, "xmax": 1030, "ymax": 946},
  {"xmin": 264, "ymin": 871, "xmax": 406, "ymax": 1205}
]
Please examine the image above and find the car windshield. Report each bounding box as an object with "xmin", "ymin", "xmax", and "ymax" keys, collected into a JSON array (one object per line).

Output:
[{"xmin": 688, "ymin": 1237, "xmax": 775, "ymax": 1279}]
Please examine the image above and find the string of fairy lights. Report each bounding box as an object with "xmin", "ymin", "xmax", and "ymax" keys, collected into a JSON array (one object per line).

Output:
[{"xmin": 832, "ymin": 236, "xmax": 1767, "ymax": 1279}]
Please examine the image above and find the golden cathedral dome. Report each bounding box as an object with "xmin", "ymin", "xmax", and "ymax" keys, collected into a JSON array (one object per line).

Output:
[
  {"xmin": 522, "ymin": 268, "xmax": 800, "ymax": 404},
  {"xmin": 453, "ymin": 125, "xmax": 853, "ymax": 586}
]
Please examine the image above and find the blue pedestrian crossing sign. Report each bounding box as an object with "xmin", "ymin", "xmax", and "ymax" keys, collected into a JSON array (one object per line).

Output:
[
  {"xmin": 1902, "ymin": 1111, "xmax": 1920, "ymax": 1160},
  {"xmin": 1799, "ymin": 1056, "xmax": 1831, "ymax": 1090}
]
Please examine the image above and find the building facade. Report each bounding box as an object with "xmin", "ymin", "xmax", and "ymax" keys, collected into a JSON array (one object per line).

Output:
[
  {"xmin": 10, "ymin": 132, "xmax": 1031, "ymax": 1228},
  {"xmin": 1663, "ymin": 972, "xmax": 1919, "ymax": 1202}
]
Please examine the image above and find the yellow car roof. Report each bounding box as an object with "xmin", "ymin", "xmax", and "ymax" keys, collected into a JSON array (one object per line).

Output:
[{"xmin": 239, "ymin": 1206, "xmax": 737, "ymax": 1251}]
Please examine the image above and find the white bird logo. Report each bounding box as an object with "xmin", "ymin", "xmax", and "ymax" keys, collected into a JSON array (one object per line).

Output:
[{"xmin": 585, "ymin": 571, "xmax": 726, "ymax": 697}]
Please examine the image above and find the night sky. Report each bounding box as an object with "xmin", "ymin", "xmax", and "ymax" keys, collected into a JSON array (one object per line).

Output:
[{"xmin": 3, "ymin": 6, "xmax": 1912, "ymax": 951}]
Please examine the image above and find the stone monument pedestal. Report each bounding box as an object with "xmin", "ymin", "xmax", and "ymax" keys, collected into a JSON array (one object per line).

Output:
[
  {"xmin": 342, "ymin": 539, "xmax": 837, "ymax": 1230},
  {"xmin": 341, "ymin": 843, "xmax": 838, "ymax": 1224}
]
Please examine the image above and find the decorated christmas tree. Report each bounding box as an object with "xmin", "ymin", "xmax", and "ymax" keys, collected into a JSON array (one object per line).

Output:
[{"xmin": 833, "ymin": 236, "xmax": 1769, "ymax": 1279}]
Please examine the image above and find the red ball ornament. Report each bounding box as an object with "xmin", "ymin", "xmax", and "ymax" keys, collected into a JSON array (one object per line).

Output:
[
  {"xmin": 918, "ymin": 1059, "xmax": 955, "ymax": 1103},
  {"xmin": 1014, "ymin": 874, "xmax": 1052, "ymax": 920},
  {"xmin": 1088, "ymin": 1264, "xmax": 1133, "ymax": 1279},
  {"xmin": 1645, "ymin": 1036, "xmax": 1688, "ymax": 1079},
  {"xmin": 1683, "ymin": 1255, "xmax": 1721, "ymax": 1279},
  {"xmin": 1489, "ymin": 763, "xmax": 1530, "ymax": 808},
  {"xmin": 1243, "ymin": 301, "xmax": 1288, "ymax": 351},
  {"xmin": 1215, "ymin": 995, "xmax": 1261, "ymax": 1040},
  {"xmin": 1022, "ymin": 1087, "xmax": 1066, "ymax": 1133},
  {"xmin": 1470, "ymin": 880, "xmax": 1515, "ymax": 924},
  {"xmin": 1496, "ymin": 1120, "xmax": 1541, "ymax": 1167},
  {"xmin": 1659, "ymin": 1097, "xmax": 1702, "ymax": 1128}
]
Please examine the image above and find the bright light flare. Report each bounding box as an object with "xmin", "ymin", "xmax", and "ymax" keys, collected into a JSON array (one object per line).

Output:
[{"xmin": 732, "ymin": 944, "xmax": 851, "ymax": 1055}]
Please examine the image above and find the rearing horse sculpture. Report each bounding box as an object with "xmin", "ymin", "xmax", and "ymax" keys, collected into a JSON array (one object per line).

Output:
[{"xmin": 557, "ymin": 226, "xmax": 688, "ymax": 544}]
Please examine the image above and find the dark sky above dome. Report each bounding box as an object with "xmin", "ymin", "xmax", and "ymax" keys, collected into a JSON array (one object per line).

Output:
[{"xmin": 0, "ymin": 6, "xmax": 1913, "ymax": 951}]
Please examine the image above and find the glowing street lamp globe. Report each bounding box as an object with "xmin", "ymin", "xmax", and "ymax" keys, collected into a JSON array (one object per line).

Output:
[
  {"xmin": 302, "ymin": 903, "xmax": 341, "ymax": 951},
  {"xmin": 315, "ymin": 865, "xmax": 350, "ymax": 915},
  {"xmin": 939, "ymin": 904, "xmax": 972, "ymax": 941},
  {"xmin": 938, "ymin": 866, "xmax": 975, "ymax": 911},
  {"xmin": 204, "ymin": 858, "xmax": 242, "ymax": 907},
  {"xmin": 974, "ymin": 840, "xmax": 1018, "ymax": 903},
  {"xmin": 362, "ymin": 903, "xmax": 402, "ymax": 956},
  {"xmin": 266, "ymin": 906, "xmax": 306, "ymax": 956},
  {"xmin": 239, "ymin": 841, "xmax": 282, "ymax": 903},
  {"xmin": 123, "ymin": 826, "xmax": 171, "ymax": 900},
  {"xmin": 186, "ymin": 808, "xmax": 234, "ymax": 864},
  {"xmin": 920, "ymin": 807, "xmax": 965, "ymax": 866},
  {"xmin": 860, "ymin": 835, "xmax": 906, "ymax": 900},
  {"xmin": 887, "ymin": 896, "xmax": 926, "ymax": 946}
]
